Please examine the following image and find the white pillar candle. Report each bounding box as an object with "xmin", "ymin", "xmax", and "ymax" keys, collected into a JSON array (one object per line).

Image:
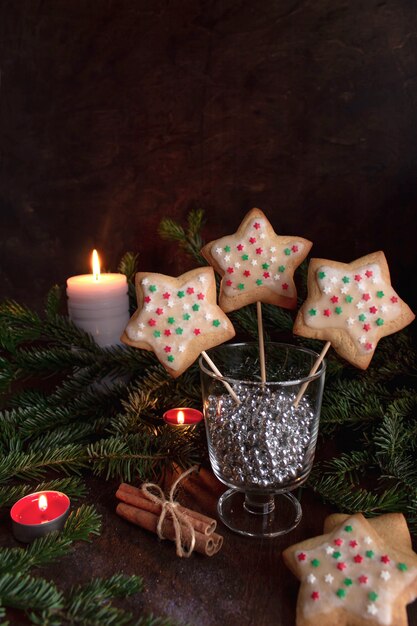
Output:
[{"xmin": 66, "ymin": 250, "xmax": 130, "ymax": 347}]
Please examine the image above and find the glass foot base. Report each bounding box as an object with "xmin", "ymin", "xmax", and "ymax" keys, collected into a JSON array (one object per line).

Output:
[{"xmin": 217, "ymin": 489, "xmax": 302, "ymax": 538}]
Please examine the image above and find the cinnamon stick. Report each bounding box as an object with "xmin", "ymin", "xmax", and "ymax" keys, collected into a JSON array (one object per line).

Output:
[
  {"xmin": 116, "ymin": 483, "xmax": 217, "ymax": 536},
  {"xmin": 116, "ymin": 502, "xmax": 223, "ymax": 556}
]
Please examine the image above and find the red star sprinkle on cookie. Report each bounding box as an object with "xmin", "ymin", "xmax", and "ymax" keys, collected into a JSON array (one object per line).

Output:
[
  {"xmin": 293, "ymin": 251, "xmax": 415, "ymax": 369},
  {"xmin": 283, "ymin": 513, "xmax": 417, "ymax": 626},
  {"xmin": 201, "ymin": 208, "xmax": 312, "ymax": 312},
  {"xmin": 121, "ymin": 267, "xmax": 235, "ymax": 377}
]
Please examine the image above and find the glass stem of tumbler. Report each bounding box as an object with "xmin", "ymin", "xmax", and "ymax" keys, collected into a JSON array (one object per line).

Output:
[{"xmin": 243, "ymin": 492, "xmax": 275, "ymax": 515}]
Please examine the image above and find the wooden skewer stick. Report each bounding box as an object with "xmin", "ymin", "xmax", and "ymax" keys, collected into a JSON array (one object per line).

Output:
[
  {"xmin": 201, "ymin": 351, "xmax": 241, "ymax": 404},
  {"xmin": 293, "ymin": 340, "xmax": 331, "ymax": 408},
  {"xmin": 256, "ymin": 301, "xmax": 267, "ymax": 384}
]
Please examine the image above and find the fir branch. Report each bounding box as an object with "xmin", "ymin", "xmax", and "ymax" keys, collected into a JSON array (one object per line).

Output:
[
  {"xmin": 0, "ymin": 573, "xmax": 63, "ymax": 612},
  {"xmin": 118, "ymin": 252, "xmax": 139, "ymax": 284},
  {"xmin": 0, "ymin": 477, "xmax": 87, "ymax": 508},
  {"xmin": 158, "ymin": 209, "xmax": 206, "ymax": 265},
  {"xmin": 44, "ymin": 286, "xmax": 63, "ymax": 320}
]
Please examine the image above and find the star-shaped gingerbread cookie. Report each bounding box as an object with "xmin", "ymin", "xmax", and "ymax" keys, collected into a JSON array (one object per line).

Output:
[
  {"xmin": 201, "ymin": 208, "xmax": 312, "ymax": 312},
  {"xmin": 293, "ymin": 251, "xmax": 415, "ymax": 369},
  {"xmin": 121, "ymin": 267, "xmax": 235, "ymax": 377},
  {"xmin": 283, "ymin": 512, "xmax": 417, "ymax": 626}
]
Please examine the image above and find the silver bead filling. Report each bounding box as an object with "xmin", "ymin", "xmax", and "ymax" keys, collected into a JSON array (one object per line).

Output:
[{"xmin": 206, "ymin": 387, "xmax": 316, "ymax": 489}]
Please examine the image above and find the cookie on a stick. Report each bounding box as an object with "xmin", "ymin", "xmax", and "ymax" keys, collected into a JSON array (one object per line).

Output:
[
  {"xmin": 283, "ymin": 512, "xmax": 417, "ymax": 626},
  {"xmin": 201, "ymin": 208, "xmax": 312, "ymax": 313},
  {"xmin": 122, "ymin": 267, "xmax": 235, "ymax": 379},
  {"xmin": 201, "ymin": 208, "xmax": 312, "ymax": 381},
  {"xmin": 293, "ymin": 251, "xmax": 415, "ymax": 371}
]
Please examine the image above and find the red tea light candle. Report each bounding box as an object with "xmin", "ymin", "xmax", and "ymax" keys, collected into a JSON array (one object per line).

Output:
[
  {"xmin": 163, "ymin": 408, "xmax": 203, "ymax": 427},
  {"xmin": 10, "ymin": 491, "xmax": 70, "ymax": 543}
]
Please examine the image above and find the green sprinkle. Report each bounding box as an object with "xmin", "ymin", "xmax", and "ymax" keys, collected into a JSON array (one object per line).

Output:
[
  {"xmin": 344, "ymin": 578, "xmax": 353, "ymax": 587},
  {"xmin": 342, "ymin": 276, "xmax": 350, "ymax": 283},
  {"xmin": 318, "ymin": 271, "xmax": 326, "ymax": 280},
  {"xmin": 344, "ymin": 525, "xmax": 353, "ymax": 532},
  {"xmin": 358, "ymin": 313, "xmax": 366, "ymax": 322},
  {"xmin": 376, "ymin": 291, "xmax": 385, "ymax": 298},
  {"xmin": 345, "ymin": 295, "xmax": 353, "ymax": 303},
  {"xmin": 183, "ymin": 313, "xmax": 191, "ymax": 321},
  {"xmin": 366, "ymin": 550, "xmax": 374, "ymax": 559},
  {"xmin": 153, "ymin": 331, "xmax": 161, "ymax": 338},
  {"xmin": 192, "ymin": 304, "xmax": 200, "ymax": 311},
  {"xmin": 278, "ymin": 265, "xmax": 286, "ymax": 273},
  {"xmin": 167, "ymin": 355, "xmax": 174, "ymax": 363},
  {"xmin": 368, "ymin": 591, "xmax": 378, "ymax": 602},
  {"xmin": 332, "ymin": 551, "xmax": 341, "ymax": 559},
  {"xmin": 311, "ymin": 559, "xmax": 320, "ymax": 568},
  {"xmin": 237, "ymin": 283, "xmax": 245, "ymax": 290},
  {"xmin": 284, "ymin": 248, "xmax": 291, "ymax": 256},
  {"xmin": 175, "ymin": 327, "xmax": 183, "ymax": 335},
  {"xmin": 149, "ymin": 285, "xmax": 157, "ymax": 292},
  {"xmin": 397, "ymin": 563, "xmax": 408, "ymax": 572},
  {"xmin": 224, "ymin": 245, "xmax": 231, "ymax": 252},
  {"xmin": 256, "ymin": 279, "xmax": 263, "ymax": 286},
  {"xmin": 336, "ymin": 589, "xmax": 346, "ymax": 599},
  {"xmin": 376, "ymin": 318, "xmax": 384, "ymax": 326},
  {"xmin": 177, "ymin": 290, "xmax": 185, "ymax": 298},
  {"xmin": 308, "ymin": 309, "xmax": 317, "ymax": 316},
  {"xmin": 335, "ymin": 306, "xmax": 342, "ymax": 315},
  {"xmin": 167, "ymin": 317, "xmax": 175, "ymax": 324},
  {"xmin": 242, "ymin": 254, "xmax": 249, "ymax": 261},
  {"xmin": 262, "ymin": 263, "xmax": 269, "ymax": 270},
  {"xmin": 212, "ymin": 320, "xmax": 221, "ymax": 327}
]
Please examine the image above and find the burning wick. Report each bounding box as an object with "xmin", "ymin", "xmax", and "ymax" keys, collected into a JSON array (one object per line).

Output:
[
  {"xmin": 38, "ymin": 494, "xmax": 48, "ymax": 523},
  {"xmin": 177, "ymin": 410, "xmax": 185, "ymax": 425},
  {"xmin": 92, "ymin": 249, "xmax": 101, "ymax": 282}
]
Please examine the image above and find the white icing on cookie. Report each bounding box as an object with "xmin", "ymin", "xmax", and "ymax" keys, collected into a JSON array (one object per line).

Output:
[
  {"xmin": 297, "ymin": 516, "xmax": 417, "ymax": 624},
  {"xmin": 303, "ymin": 263, "xmax": 403, "ymax": 355}
]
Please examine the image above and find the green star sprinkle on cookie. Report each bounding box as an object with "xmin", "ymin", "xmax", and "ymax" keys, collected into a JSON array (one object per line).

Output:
[
  {"xmin": 311, "ymin": 558, "xmax": 320, "ymax": 568},
  {"xmin": 376, "ymin": 291, "xmax": 385, "ymax": 298},
  {"xmin": 183, "ymin": 313, "xmax": 191, "ymax": 321},
  {"xmin": 167, "ymin": 317, "xmax": 175, "ymax": 324},
  {"xmin": 376, "ymin": 318, "xmax": 384, "ymax": 326},
  {"xmin": 318, "ymin": 271, "xmax": 326, "ymax": 280},
  {"xmin": 344, "ymin": 525, "xmax": 353, "ymax": 532},
  {"xmin": 397, "ymin": 563, "xmax": 408, "ymax": 572},
  {"xmin": 177, "ymin": 290, "xmax": 185, "ymax": 298},
  {"xmin": 175, "ymin": 327, "xmax": 183, "ymax": 335},
  {"xmin": 212, "ymin": 319, "xmax": 221, "ymax": 327},
  {"xmin": 308, "ymin": 309, "xmax": 317, "ymax": 316},
  {"xmin": 368, "ymin": 591, "xmax": 378, "ymax": 602},
  {"xmin": 149, "ymin": 285, "xmax": 157, "ymax": 293},
  {"xmin": 342, "ymin": 276, "xmax": 350, "ymax": 283},
  {"xmin": 366, "ymin": 550, "xmax": 374, "ymax": 558},
  {"xmin": 345, "ymin": 295, "xmax": 353, "ymax": 303},
  {"xmin": 192, "ymin": 304, "xmax": 200, "ymax": 311},
  {"xmin": 278, "ymin": 265, "xmax": 286, "ymax": 273},
  {"xmin": 336, "ymin": 588, "xmax": 346, "ymax": 599},
  {"xmin": 284, "ymin": 248, "xmax": 291, "ymax": 256}
]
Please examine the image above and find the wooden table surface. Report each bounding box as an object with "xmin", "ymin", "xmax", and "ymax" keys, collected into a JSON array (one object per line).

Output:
[{"xmin": 3, "ymin": 468, "xmax": 417, "ymax": 625}]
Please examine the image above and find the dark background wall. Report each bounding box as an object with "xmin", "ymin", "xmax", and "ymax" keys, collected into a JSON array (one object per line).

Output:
[{"xmin": 1, "ymin": 0, "xmax": 416, "ymax": 311}]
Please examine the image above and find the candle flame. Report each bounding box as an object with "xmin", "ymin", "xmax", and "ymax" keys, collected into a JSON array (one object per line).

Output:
[
  {"xmin": 38, "ymin": 494, "xmax": 48, "ymax": 512},
  {"xmin": 177, "ymin": 410, "xmax": 185, "ymax": 425},
  {"xmin": 92, "ymin": 249, "xmax": 101, "ymax": 281}
]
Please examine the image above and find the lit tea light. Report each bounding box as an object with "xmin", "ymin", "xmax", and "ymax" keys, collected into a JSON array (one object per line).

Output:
[
  {"xmin": 163, "ymin": 407, "xmax": 203, "ymax": 427},
  {"xmin": 66, "ymin": 249, "xmax": 130, "ymax": 347},
  {"xmin": 10, "ymin": 491, "xmax": 71, "ymax": 543}
]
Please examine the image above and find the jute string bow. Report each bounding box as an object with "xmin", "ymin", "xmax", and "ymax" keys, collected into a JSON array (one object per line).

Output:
[{"xmin": 141, "ymin": 465, "xmax": 198, "ymax": 558}]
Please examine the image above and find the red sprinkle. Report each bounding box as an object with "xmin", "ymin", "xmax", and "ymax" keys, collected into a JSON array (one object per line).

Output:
[
  {"xmin": 163, "ymin": 292, "xmax": 171, "ymax": 300},
  {"xmin": 365, "ymin": 342, "xmax": 373, "ymax": 351},
  {"xmin": 164, "ymin": 346, "xmax": 171, "ymax": 353},
  {"xmin": 365, "ymin": 270, "xmax": 373, "ymax": 278},
  {"xmin": 354, "ymin": 554, "xmax": 363, "ymax": 564},
  {"xmin": 194, "ymin": 328, "xmax": 201, "ymax": 336},
  {"xmin": 226, "ymin": 280, "xmax": 233, "ymax": 286},
  {"xmin": 292, "ymin": 245, "xmax": 299, "ymax": 253},
  {"xmin": 349, "ymin": 540, "xmax": 358, "ymax": 548},
  {"xmin": 362, "ymin": 293, "xmax": 371, "ymax": 301},
  {"xmin": 148, "ymin": 319, "xmax": 156, "ymax": 327},
  {"xmin": 334, "ymin": 538, "xmax": 343, "ymax": 546},
  {"xmin": 227, "ymin": 267, "xmax": 234, "ymax": 274},
  {"xmin": 358, "ymin": 575, "xmax": 368, "ymax": 584},
  {"xmin": 311, "ymin": 591, "xmax": 320, "ymax": 601},
  {"xmin": 144, "ymin": 296, "xmax": 151, "ymax": 303},
  {"xmin": 354, "ymin": 274, "xmax": 362, "ymax": 282},
  {"xmin": 253, "ymin": 222, "xmax": 261, "ymax": 230},
  {"xmin": 249, "ymin": 237, "xmax": 256, "ymax": 244},
  {"xmin": 324, "ymin": 309, "xmax": 331, "ymax": 317},
  {"xmin": 237, "ymin": 244, "xmax": 244, "ymax": 251},
  {"xmin": 197, "ymin": 293, "xmax": 205, "ymax": 300},
  {"xmin": 363, "ymin": 324, "xmax": 371, "ymax": 332},
  {"xmin": 187, "ymin": 287, "xmax": 194, "ymax": 295},
  {"xmin": 391, "ymin": 296, "xmax": 398, "ymax": 303},
  {"xmin": 243, "ymin": 270, "xmax": 251, "ymax": 277},
  {"xmin": 369, "ymin": 306, "xmax": 378, "ymax": 314},
  {"xmin": 337, "ymin": 562, "xmax": 347, "ymax": 571},
  {"xmin": 164, "ymin": 330, "xmax": 171, "ymax": 336},
  {"xmin": 256, "ymin": 247, "xmax": 263, "ymax": 255},
  {"xmin": 331, "ymin": 296, "xmax": 339, "ymax": 303},
  {"xmin": 297, "ymin": 552, "xmax": 307, "ymax": 562},
  {"xmin": 282, "ymin": 283, "xmax": 289, "ymax": 290},
  {"xmin": 381, "ymin": 555, "xmax": 390, "ymax": 564},
  {"xmin": 155, "ymin": 308, "xmax": 164, "ymax": 315},
  {"xmin": 263, "ymin": 272, "xmax": 270, "ymax": 279}
]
